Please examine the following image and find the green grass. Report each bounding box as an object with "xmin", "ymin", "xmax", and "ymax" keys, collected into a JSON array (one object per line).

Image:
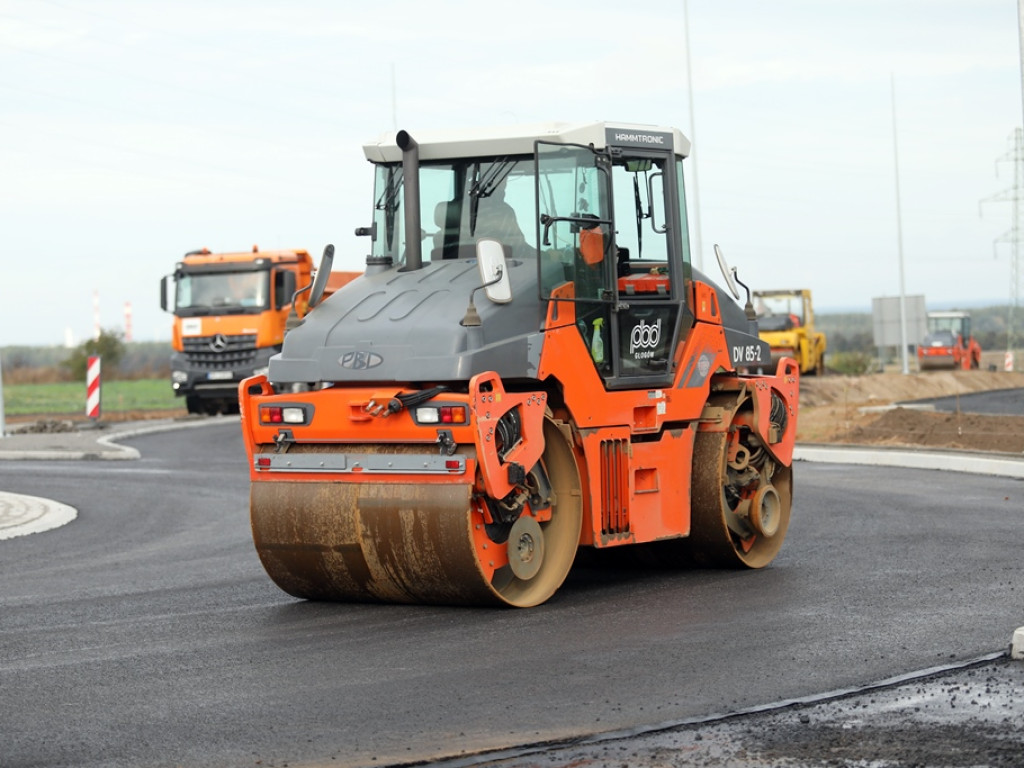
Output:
[{"xmin": 2, "ymin": 378, "xmax": 183, "ymax": 416}]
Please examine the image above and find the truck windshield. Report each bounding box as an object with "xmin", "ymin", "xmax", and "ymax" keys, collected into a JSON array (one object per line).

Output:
[
  {"xmin": 370, "ymin": 157, "xmax": 536, "ymax": 265},
  {"xmin": 175, "ymin": 270, "xmax": 270, "ymax": 314}
]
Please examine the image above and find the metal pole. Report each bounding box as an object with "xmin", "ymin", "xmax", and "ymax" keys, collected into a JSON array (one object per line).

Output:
[
  {"xmin": 683, "ymin": 0, "xmax": 704, "ymax": 272},
  {"xmin": 1010, "ymin": 128, "xmax": 1021, "ymax": 371},
  {"xmin": 891, "ymin": 74, "xmax": 910, "ymax": 374},
  {"xmin": 391, "ymin": 62, "xmax": 398, "ymax": 131},
  {"xmin": 0, "ymin": 351, "xmax": 6, "ymax": 437},
  {"xmin": 1018, "ymin": 0, "xmax": 1024, "ymax": 129}
]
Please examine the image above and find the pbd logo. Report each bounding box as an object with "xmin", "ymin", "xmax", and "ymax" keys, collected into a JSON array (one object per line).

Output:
[
  {"xmin": 630, "ymin": 318, "xmax": 662, "ymax": 359},
  {"xmin": 339, "ymin": 351, "xmax": 383, "ymax": 370}
]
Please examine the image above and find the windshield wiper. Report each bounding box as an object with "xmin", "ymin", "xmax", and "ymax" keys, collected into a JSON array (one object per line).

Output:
[
  {"xmin": 469, "ymin": 158, "xmax": 517, "ymax": 234},
  {"xmin": 469, "ymin": 158, "xmax": 515, "ymax": 200},
  {"xmin": 375, "ymin": 167, "xmax": 404, "ymax": 211}
]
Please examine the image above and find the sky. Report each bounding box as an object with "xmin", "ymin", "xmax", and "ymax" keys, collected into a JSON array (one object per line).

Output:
[{"xmin": 2, "ymin": 0, "xmax": 1023, "ymax": 347}]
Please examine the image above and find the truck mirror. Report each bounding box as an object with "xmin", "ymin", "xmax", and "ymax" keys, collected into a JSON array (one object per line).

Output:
[
  {"xmin": 476, "ymin": 238, "xmax": 512, "ymax": 303},
  {"xmin": 160, "ymin": 275, "xmax": 169, "ymax": 312},
  {"xmin": 278, "ymin": 271, "xmax": 296, "ymax": 310}
]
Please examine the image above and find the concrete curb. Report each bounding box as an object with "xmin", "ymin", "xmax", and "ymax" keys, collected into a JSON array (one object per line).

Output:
[
  {"xmin": 0, "ymin": 491, "xmax": 78, "ymax": 541},
  {"xmin": 0, "ymin": 445, "xmax": 141, "ymax": 461},
  {"xmin": 794, "ymin": 444, "xmax": 1024, "ymax": 478}
]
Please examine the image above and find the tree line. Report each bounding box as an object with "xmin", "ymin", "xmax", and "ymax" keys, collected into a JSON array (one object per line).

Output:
[{"xmin": 1, "ymin": 331, "xmax": 171, "ymax": 384}]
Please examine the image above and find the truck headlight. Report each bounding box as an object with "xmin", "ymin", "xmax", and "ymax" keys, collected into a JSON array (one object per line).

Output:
[{"xmin": 171, "ymin": 370, "xmax": 188, "ymax": 383}]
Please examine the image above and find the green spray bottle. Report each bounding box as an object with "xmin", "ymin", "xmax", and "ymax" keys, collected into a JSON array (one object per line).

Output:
[{"xmin": 591, "ymin": 317, "xmax": 604, "ymax": 364}]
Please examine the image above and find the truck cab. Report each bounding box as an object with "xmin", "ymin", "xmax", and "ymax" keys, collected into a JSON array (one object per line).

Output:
[{"xmin": 161, "ymin": 247, "xmax": 312, "ymax": 415}]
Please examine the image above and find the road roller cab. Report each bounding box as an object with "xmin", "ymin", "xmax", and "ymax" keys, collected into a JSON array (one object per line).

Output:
[{"xmin": 239, "ymin": 121, "xmax": 800, "ymax": 607}]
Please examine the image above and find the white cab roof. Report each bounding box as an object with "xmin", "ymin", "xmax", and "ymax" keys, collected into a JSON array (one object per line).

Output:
[{"xmin": 362, "ymin": 121, "xmax": 690, "ymax": 163}]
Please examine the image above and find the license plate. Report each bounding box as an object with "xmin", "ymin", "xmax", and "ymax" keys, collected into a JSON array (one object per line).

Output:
[{"xmin": 207, "ymin": 371, "xmax": 233, "ymax": 381}]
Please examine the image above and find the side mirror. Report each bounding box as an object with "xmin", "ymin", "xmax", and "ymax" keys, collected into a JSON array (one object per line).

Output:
[
  {"xmin": 277, "ymin": 271, "xmax": 296, "ymax": 310},
  {"xmin": 715, "ymin": 243, "xmax": 757, "ymax": 323},
  {"xmin": 714, "ymin": 244, "xmax": 741, "ymax": 300},
  {"xmin": 308, "ymin": 244, "xmax": 335, "ymax": 309},
  {"xmin": 647, "ymin": 172, "xmax": 666, "ymax": 234},
  {"xmin": 476, "ymin": 238, "xmax": 512, "ymax": 303},
  {"xmin": 160, "ymin": 275, "xmax": 170, "ymax": 312}
]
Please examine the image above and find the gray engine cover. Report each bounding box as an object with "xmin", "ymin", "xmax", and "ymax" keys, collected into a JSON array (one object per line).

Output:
[{"xmin": 268, "ymin": 257, "xmax": 548, "ymax": 385}]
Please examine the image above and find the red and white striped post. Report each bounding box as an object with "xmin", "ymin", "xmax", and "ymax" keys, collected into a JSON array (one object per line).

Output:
[
  {"xmin": 86, "ymin": 355, "xmax": 101, "ymax": 421},
  {"xmin": 123, "ymin": 301, "xmax": 133, "ymax": 343}
]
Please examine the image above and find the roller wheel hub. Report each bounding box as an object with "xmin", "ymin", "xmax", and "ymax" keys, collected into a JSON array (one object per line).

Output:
[
  {"xmin": 687, "ymin": 394, "xmax": 793, "ymax": 569},
  {"xmin": 749, "ymin": 484, "xmax": 781, "ymax": 538},
  {"xmin": 508, "ymin": 515, "xmax": 545, "ymax": 580}
]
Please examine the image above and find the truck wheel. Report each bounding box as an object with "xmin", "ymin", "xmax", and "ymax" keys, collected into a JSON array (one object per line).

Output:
[{"xmin": 185, "ymin": 396, "xmax": 203, "ymax": 415}]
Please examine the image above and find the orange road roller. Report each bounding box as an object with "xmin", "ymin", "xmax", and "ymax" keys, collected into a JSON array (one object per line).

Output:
[{"xmin": 239, "ymin": 122, "xmax": 800, "ymax": 607}]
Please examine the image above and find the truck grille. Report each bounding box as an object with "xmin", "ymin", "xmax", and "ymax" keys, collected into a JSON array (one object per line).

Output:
[{"xmin": 182, "ymin": 334, "xmax": 258, "ymax": 369}]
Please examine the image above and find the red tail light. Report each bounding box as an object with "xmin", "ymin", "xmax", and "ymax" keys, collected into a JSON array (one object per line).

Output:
[{"xmin": 259, "ymin": 405, "xmax": 309, "ymax": 425}]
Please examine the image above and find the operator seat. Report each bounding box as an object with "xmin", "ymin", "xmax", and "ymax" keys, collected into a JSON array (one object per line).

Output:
[
  {"xmin": 432, "ymin": 200, "xmax": 460, "ymax": 260},
  {"xmin": 474, "ymin": 194, "xmax": 526, "ymax": 255}
]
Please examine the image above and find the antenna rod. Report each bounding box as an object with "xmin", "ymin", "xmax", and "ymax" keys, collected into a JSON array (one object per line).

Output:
[{"xmin": 891, "ymin": 73, "xmax": 910, "ymax": 375}]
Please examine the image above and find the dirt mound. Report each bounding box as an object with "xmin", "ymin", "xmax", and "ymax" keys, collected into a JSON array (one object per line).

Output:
[
  {"xmin": 800, "ymin": 370, "xmax": 1024, "ymax": 407},
  {"xmin": 841, "ymin": 407, "xmax": 1024, "ymax": 453},
  {"xmin": 16, "ymin": 419, "xmax": 78, "ymax": 434},
  {"xmin": 798, "ymin": 370, "xmax": 1024, "ymax": 453},
  {"xmin": 5, "ymin": 408, "xmax": 188, "ymax": 427}
]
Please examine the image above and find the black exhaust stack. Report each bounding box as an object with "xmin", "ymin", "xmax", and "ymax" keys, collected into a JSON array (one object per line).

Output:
[{"xmin": 396, "ymin": 130, "xmax": 423, "ymax": 272}]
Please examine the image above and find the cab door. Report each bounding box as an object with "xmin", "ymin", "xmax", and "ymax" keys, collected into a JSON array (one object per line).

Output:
[{"xmin": 536, "ymin": 141, "xmax": 688, "ymax": 390}]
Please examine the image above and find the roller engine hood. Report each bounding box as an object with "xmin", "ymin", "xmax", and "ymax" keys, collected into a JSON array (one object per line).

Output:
[{"xmin": 267, "ymin": 256, "xmax": 547, "ymax": 386}]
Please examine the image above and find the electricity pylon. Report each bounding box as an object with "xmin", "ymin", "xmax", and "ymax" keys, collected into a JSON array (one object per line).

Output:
[{"xmin": 981, "ymin": 128, "xmax": 1023, "ymax": 371}]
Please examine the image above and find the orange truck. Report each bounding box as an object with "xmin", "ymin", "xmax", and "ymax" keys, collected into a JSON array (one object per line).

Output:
[
  {"xmin": 160, "ymin": 246, "xmax": 356, "ymax": 415},
  {"xmin": 917, "ymin": 310, "xmax": 982, "ymax": 370},
  {"xmin": 238, "ymin": 122, "xmax": 800, "ymax": 607}
]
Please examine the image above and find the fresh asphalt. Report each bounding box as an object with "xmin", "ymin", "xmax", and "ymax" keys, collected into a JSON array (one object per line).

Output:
[
  {"xmin": 1, "ymin": 413, "xmax": 1022, "ymax": 767},
  {"xmin": 0, "ymin": 416, "xmax": 235, "ymax": 539}
]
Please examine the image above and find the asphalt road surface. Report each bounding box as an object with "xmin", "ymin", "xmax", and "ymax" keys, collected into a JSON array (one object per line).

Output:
[
  {"xmin": 1, "ymin": 423, "xmax": 1021, "ymax": 768},
  {"xmin": 905, "ymin": 386, "xmax": 1024, "ymax": 415}
]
